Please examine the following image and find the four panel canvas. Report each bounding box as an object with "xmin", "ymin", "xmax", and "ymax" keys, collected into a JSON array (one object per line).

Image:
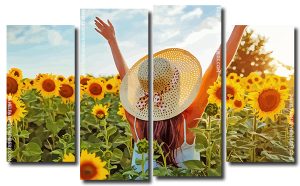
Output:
[{"xmin": 5, "ymin": 6, "xmax": 295, "ymax": 181}]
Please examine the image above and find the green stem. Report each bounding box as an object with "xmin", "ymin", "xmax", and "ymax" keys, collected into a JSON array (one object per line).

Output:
[
  {"xmin": 107, "ymin": 159, "xmax": 111, "ymax": 175},
  {"xmin": 14, "ymin": 124, "xmax": 21, "ymax": 162},
  {"xmin": 104, "ymin": 121, "xmax": 109, "ymax": 147},
  {"xmin": 141, "ymin": 153, "xmax": 145, "ymax": 175},
  {"xmin": 252, "ymin": 115, "xmax": 257, "ymax": 162},
  {"xmin": 52, "ymin": 135, "xmax": 56, "ymax": 149},
  {"xmin": 206, "ymin": 116, "xmax": 211, "ymax": 168},
  {"xmin": 47, "ymin": 139, "xmax": 53, "ymax": 151}
]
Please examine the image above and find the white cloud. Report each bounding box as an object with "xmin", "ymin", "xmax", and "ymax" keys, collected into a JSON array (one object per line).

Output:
[
  {"xmin": 153, "ymin": 6, "xmax": 186, "ymax": 26},
  {"xmin": 167, "ymin": 6, "xmax": 186, "ymax": 16},
  {"xmin": 180, "ymin": 8, "xmax": 203, "ymax": 21},
  {"xmin": 157, "ymin": 30, "xmax": 180, "ymax": 43},
  {"xmin": 176, "ymin": 17, "xmax": 221, "ymax": 48},
  {"xmin": 7, "ymin": 26, "xmax": 69, "ymax": 46},
  {"xmin": 48, "ymin": 30, "xmax": 64, "ymax": 46}
]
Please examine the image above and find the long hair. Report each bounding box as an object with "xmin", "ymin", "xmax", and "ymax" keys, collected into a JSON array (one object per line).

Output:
[{"xmin": 136, "ymin": 113, "xmax": 184, "ymax": 167}]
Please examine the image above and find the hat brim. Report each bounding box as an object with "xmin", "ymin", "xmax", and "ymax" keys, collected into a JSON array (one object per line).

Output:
[{"xmin": 120, "ymin": 48, "xmax": 202, "ymax": 121}]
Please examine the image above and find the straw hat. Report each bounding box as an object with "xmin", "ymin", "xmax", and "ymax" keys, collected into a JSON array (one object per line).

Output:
[{"xmin": 120, "ymin": 48, "xmax": 202, "ymax": 121}]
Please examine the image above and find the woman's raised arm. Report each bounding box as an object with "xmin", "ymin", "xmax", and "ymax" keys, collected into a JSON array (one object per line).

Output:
[
  {"xmin": 94, "ymin": 17, "xmax": 129, "ymax": 79},
  {"xmin": 185, "ymin": 25, "xmax": 247, "ymax": 127}
]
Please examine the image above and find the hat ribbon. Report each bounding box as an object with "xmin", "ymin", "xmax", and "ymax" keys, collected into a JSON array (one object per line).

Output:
[{"xmin": 136, "ymin": 69, "xmax": 179, "ymax": 112}]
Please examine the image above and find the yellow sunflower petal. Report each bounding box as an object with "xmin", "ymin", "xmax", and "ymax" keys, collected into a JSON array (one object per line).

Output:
[{"xmin": 80, "ymin": 149, "xmax": 109, "ymax": 180}]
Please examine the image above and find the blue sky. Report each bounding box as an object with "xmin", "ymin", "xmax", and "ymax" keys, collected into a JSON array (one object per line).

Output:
[
  {"xmin": 154, "ymin": 5, "xmax": 221, "ymax": 73},
  {"xmin": 7, "ymin": 25, "xmax": 74, "ymax": 78},
  {"xmin": 80, "ymin": 9, "xmax": 148, "ymax": 76},
  {"xmin": 81, "ymin": 7, "xmax": 221, "ymax": 76}
]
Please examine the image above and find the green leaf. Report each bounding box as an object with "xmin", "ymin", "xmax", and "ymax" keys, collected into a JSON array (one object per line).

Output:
[
  {"xmin": 19, "ymin": 130, "xmax": 30, "ymax": 138},
  {"xmin": 183, "ymin": 160, "xmax": 205, "ymax": 170},
  {"xmin": 227, "ymin": 116, "xmax": 243, "ymax": 125},
  {"xmin": 22, "ymin": 142, "xmax": 42, "ymax": 156},
  {"xmin": 196, "ymin": 133, "xmax": 208, "ymax": 148},
  {"xmin": 46, "ymin": 119, "xmax": 65, "ymax": 135},
  {"xmin": 208, "ymin": 168, "xmax": 221, "ymax": 176},
  {"xmin": 107, "ymin": 125, "xmax": 118, "ymax": 138},
  {"xmin": 111, "ymin": 148, "xmax": 123, "ymax": 163}
]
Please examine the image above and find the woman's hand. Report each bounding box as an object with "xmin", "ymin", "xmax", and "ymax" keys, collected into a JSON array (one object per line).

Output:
[
  {"xmin": 94, "ymin": 16, "xmax": 129, "ymax": 79},
  {"xmin": 94, "ymin": 17, "xmax": 116, "ymax": 44}
]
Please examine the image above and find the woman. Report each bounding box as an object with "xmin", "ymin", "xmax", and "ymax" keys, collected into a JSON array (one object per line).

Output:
[{"xmin": 94, "ymin": 18, "xmax": 246, "ymax": 169}]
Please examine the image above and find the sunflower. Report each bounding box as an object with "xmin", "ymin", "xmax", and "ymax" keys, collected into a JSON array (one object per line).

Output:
[
  {"xmin": 7, "ymin": 73, "xmax": 21, "ymax": 97},
  {"xmin": 63, "ymin": 153, "xmax": 75, "ymax": 162},
  {"xmin": 230, "ymin": 96, "xmax": 246, "ymax": 111},
  {"xmin": 36, "ymin": 74, "xmax": 59, "ymax": 98},
  {"xmin": 56, "ymin": 75, "xmax": 66, "ymax": 82},
  {"xmin": 227, "ymin": 73, "xmax": 243, "ymax": 84},
  {"xmin": 86, "ymin": 79, "xmax": 105, "ymax": 100},
  {"xmin": 80, "ymin": 149, "xmax": 109, "ymax": 180},
  {"xmin": 21, "ymin": 79, "xmax": 35, "ymax": 91},
  {"xmin": 242, "ymin": 72, "xmax": 263, "ymax": 92},
  {"xmin": 68, "ymin": 76, "xmax": 75, "ymax": 83},
  {"xmin": 208, "ymin": 78, "xmax": 243, "ymax": 107},
  {"xmin": 80, "ymin": 76, "xmax": 91, "ymax": 86},
  {"xmin": 114, "ymin": 74, "xmax": 121, "ymax": 80},
  {"xmin": 98, "ymin": 77, "xmax": 107, "ymax": 84},
  {"xmin": 117, "ymin": 105, "xmax": 127, "ymax": 121},
  {"xmin": 105, "ymin": 78, "xmax": 118, "ymax": 94},
  {"xmin": 80, "ymin": 84, "xmax": 87, "ymax": 101},
  {"xmin": 7, "ymin": 95, "xmax": 27, "ymax": 125},
  {"xmin": 58, "ymin": 80, "xmax": 75, "ymax": 104},
  {"xmin": 264, "ymin": 74, "xmax": 280, "ymax": 83},
  {"xmin": 92, "ymin": 104, "xmax": 109, "ymax": 119},
  {"xmin": 248, "ymin": 81, "xmax": 289, "ymax": 121},
  {"xmin": 8, "ymin": 67, "xmax": 23, "ymax": 80}
]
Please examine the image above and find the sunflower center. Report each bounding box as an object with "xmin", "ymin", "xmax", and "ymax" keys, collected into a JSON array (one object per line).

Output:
[
  {"xmin": 280, "ymin": 85, "xmax": 287, "ymax": 90},
  {"xmin": 58, "ymin": 77, "xmax": 64, "ymax": 82},
  {"xmin": 258, "ymin": 89, "xmax": 281, "ymax": 112},
  {"xmin": 226, "ymin": 86, "xmax": 235, "ymax": 100},
  {"xmin": 7, "ymin": 77, "xmax": 19, "ymax": 94},
  {"xmin": 89, "ymin": 83, "xmax": 102, "ymax": 95},
  {"xmin": 42, "ymin": 79, "xmax": 56, "ymax": 92},
  {"xmin": 215, "ymin": 87, "xmax": 222, "ymax": 100},
  {"xmin": 96, "ymin": 110, "xmax": 105, "ymax": 118},
  {"xmin": 7, "ymin": 100, "xmax": 17, "ymax": 116},
  {"xmin": 30, "ymin": 80, "xmax": 34, "ymax": 85},
  {"xmin": 80, "ymin": 78, "xmax": 90, "ymax": 85},
  {"xmin": 80, "ymin": 162, "xmax": 98, "ymax": 180},
  {"xmin": 234, "ymin": 100, "xmax": 242, "ymax": 108},
  {"xmin": 14, "ymin": 71, "xmax": 20, "ymax": 77},
  {"xmin": 106, "ymin": 84, "xmax": 113, "ymax": 90},
  {"xmin": 247, "ymin": 79, "xmax": 253, "ymax": 84},
  {"xmin": 59, "ymin": 84, "xmax": 74, "ymax": 98}
]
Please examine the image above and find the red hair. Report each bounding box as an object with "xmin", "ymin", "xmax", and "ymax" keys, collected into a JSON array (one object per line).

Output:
[{"xmin": 136, "ymin": 113, "xmax": 184, "ymax": 167}]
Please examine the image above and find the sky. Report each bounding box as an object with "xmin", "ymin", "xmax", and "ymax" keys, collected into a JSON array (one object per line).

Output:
[
  {"xmin": 81, "ymin": 9, "xmax": 148, "ymax": 76},
  {"xmin": 153, "ymin": 5, "xmax": 221, "ymax": 74},
  {"xmin": 227, "ymin": 25, "xmax": 294, "ymax": 77},
  {"xmin": 7, "ymin": 25, "xmax": 74, "ymax": 78}
]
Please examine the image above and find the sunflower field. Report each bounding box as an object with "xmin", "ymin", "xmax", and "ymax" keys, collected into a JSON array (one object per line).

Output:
[
  {"xmin": 225, "ymin": 72, "xmax": 294, "ymax": 162},
  {"xmin": 153, "ymin": 77, "xmax": 222, "ymax": 177},
  {"xmin": 80, "ymin": 75, "xmax": 149, "ymax": 180},
  {"xmin": 6, "ymin": 68, "xmax": 75, "ymax": 163}
]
